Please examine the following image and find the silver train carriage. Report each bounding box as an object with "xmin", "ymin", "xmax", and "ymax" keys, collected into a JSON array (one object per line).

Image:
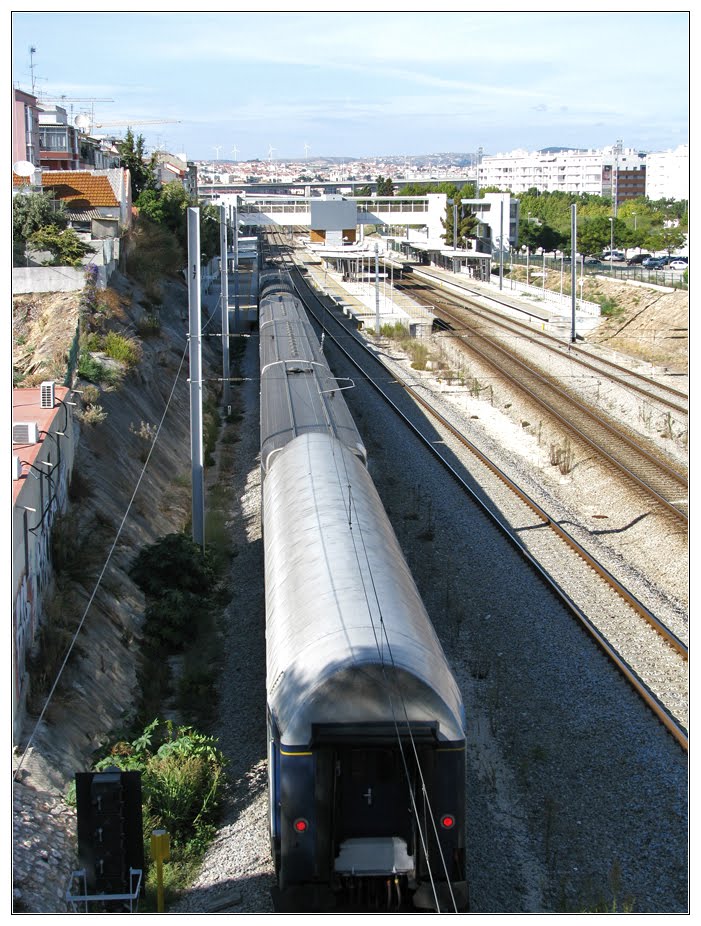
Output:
[
  {"xmin": 259, "ymin": 282, "xmax": 366, "ymax": 475},
  {"xmin": 263, "ymin": 432, "xmax": 467, "ymax": 912}
]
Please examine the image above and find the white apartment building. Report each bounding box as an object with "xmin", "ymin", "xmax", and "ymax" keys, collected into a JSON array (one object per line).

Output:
[
  {"xmin": 477, "ymin": 146, "xmax": 644, "ymax": 198},
  {"xmin": 644, "ymin": 145, "xmax": 689, "ymax": 202}
]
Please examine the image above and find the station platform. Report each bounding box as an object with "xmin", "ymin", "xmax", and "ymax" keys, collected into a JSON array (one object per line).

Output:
[
  {"xmin": 294, "ymin": 245, "xmax": 434, "ymax": 336},
  {"xmin": 407, "ymin": 264, "xmax": 601, "ymax": 338},
  {"xmin": 292, "ymin": 240, "xmax": 601, "ymax": 341}
]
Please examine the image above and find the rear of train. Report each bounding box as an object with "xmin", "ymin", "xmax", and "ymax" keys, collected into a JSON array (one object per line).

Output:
[{"xmin": 263, "ymin": 433, "xmax": 467, "ymax": 912}]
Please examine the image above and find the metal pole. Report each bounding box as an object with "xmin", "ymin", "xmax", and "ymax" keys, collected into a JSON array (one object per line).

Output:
[
  {"xmin": 453, "ymin": 202, "xmax": 457, "ymax": 252},
  {"xmin": 233, "ymin": 203, "xmax": 240, "ymax": 333},
  {"xmin": 499, "ymin": 201, "xmax": 504, "ymax": 291},
  {"xmin": 219, "ymin": 204, "xmax": 230, "ymax": 410},
  {"xmin": 542, "ymin": 250, "xmax": 546, "ymax": 293},
  {"xmin": 560, "ymin": 255, "xmax": 564, "ymax": 299},
  {"xmin": 187, "ymin": 208, "xmax": 205, "ymax": 547},
  {"xmin": 374, "ymin": 243, "xmax": 380, "ymax": 334},
  {"xmin": 570, "ymin": 204, "xmax": 577, "ymax": 343}
]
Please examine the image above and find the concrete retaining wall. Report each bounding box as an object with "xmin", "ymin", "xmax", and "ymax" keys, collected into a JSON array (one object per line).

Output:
[{"xmin": 12, "ymin": 238, "xmax": 120, "ymax": 294}]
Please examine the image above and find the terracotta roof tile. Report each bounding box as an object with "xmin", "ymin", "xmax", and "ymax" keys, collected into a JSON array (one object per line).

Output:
[{"xmin": 40, "ymin": 171, "xmax": 119, "ymax": 208}]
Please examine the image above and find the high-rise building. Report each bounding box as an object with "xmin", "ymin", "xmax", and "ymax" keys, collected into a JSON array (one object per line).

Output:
[
  {"xmin": 476, "ymin": 146, "xmax": 647, "ymax": 205},
  {"xmin": 644, "ymin": 145, "xmax": 689, "ymax": 202}
]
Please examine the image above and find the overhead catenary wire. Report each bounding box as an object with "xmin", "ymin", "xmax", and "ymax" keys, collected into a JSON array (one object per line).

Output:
[{"xmin": 328, "ymin": 439, "xmax": 460, "ymax": 914}]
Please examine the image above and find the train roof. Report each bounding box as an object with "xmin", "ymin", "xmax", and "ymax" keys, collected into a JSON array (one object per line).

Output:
[
  {"xmin": 259, "ymin": 291, "xmax": 366, "ymax": 473},
  {"xmin": 263, "ymin": 432, "xmax": 465, "ymax": 746}
]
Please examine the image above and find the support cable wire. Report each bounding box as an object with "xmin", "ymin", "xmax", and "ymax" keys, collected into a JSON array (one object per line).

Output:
[
  {"xmin": 13, "ymin": 343, "xmax": 190, "ymax": 781},
  {"xmin": 329, "ymin": 444, "xmax": 458, "ymax": 914}
]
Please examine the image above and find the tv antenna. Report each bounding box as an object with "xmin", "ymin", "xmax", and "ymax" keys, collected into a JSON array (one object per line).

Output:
[{"xmin": 29, "ymin": 46, "xmax": 37, "ymax": 94}]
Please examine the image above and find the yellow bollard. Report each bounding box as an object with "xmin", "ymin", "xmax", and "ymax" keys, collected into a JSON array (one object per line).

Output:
[{"xmin": 150, "ymin": 829, "xmax": 171, "ymax": 913}]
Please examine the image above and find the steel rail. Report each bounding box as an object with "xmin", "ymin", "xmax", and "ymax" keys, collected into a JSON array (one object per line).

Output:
[
  {"xmin": 404, "ymin": 268, "xmax": 689, "ymax": 411},
  {"xmin": 407, "ymin": 288, "xmax": 688, "ymax": 523},
  {"xmin": 271, "ymin": 239, "xmax": 688, "ymax": 752}
]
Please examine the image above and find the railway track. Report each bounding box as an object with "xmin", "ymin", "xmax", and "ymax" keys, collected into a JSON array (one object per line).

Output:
[
  {"xmin": 393, "ymin": 276, "xmax": 689, "ymax": 524},
  {"xmin": 266, "ymin": 234, "xmax": 687, "ymax": 751},
  {"xmin": 404, "ymin": 267, "xmax": 688, "ymax": 415}
]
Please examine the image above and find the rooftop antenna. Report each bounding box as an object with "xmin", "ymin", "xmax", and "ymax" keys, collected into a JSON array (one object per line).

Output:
[{"xmin": 29, "ymin": 45, "xmax": 37, "ymax": 95}]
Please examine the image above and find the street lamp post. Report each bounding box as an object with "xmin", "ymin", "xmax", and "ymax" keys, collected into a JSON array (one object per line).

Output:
[{"xmin": 609, "ymin": 217, "xmax": 614, "ymax": 272}]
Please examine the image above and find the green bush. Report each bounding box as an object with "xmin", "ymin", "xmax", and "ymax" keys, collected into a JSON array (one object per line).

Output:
[
  {"xmin": 77, "ymin": 350, "xmax": 106, "ymax": 383},
  {"xmin": 27, "ymin": 224, "xmax": 95, "ymax": 266},
  {"xmin": 104, "ymin": 331, "xmax": 142, "ymax": 368},
  {"xmin": 95, "ymin": 720, "xmax": 226, "ymax": 850},
  {"xmin": 596, "ymin": 296, "xmax": 624, "ymax": 318},
  {"xmin": 130, "ymin": 532, "xmax": 215, "ymax": 599},
  {"xmin": 83, "ymin": 332, "xmax": 103, "ymax": 351},
  {"xmin": 408, "ymin": 341, "xmax": 430, "ymax": 370},
  {"xmin": 143, "ymin": 589, "xmax": 199, "ymax": 651}
]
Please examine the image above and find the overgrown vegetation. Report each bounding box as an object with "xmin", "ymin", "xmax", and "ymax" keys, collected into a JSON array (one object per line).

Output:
[
  {"xmin": 379, "ymin": 322, "xmax": 432, "ymax": 370},
  {"xmin": 130, "ymin": 531, "xmax": 227, "ymax": 730},
  {"xmin": 595, "ymin": 295, "xmax": 624, "ymax": 318},
  {"xmin": 12, "ymin": 190, "xmax": 69, "ymax": 265},
  {"xmin": 549, "ymin": 437, "xmax": 575, "ymax": 475},
  {"xmin": 27, "ymin": 224, "xmax": 95, "ymax": 267},
  {"xmin": 72, "ymin": 719, "xmax": 227, "ymax": 909}
]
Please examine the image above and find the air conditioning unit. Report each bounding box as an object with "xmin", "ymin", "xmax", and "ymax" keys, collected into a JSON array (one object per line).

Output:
[
  {"xmin": 40, "ymin": 381, "xmax": 55, "ymax": 409},
  {"xmin": 13, "ymin": 422, "xmax": 39, "ymax": 445},
  {"xmin": 12, "ymin": 456, "xmax": 22, "ymax": 480}
]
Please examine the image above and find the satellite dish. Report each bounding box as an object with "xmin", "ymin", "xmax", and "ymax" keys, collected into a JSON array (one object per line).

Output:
[
  {"xmin": 13, "ymin": 161, "xmax": 36, "ymax": 178},
  {"xmin": 75, "ymin": 114, "xmax": 90, "ymax": 131}
]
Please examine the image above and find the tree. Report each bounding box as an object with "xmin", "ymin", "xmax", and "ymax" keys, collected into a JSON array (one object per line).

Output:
[
  {"xmin": 135, "ymin": 181, "xmax": 221, "ymax": 263},
  {"xmin": 376, "ymin": 175, "xmax": 395, "ymax": 196},
  {"xmin": 118, "ymin": 128, "xmax": 156, "ymax": 200},
  {"xmin": 576, "ymin": 215, "xmax": 627, "ymax": 257},
  {"xmin": 13, "ymin": 190, "xmax": 68, "ymax": 263},
  {"xmin": 644, "ymin": 224, "xmax": 687, "ymax": 255},
  {"xmin": 27, "ymin": 224, "xmax": 95, "ymax": 266},
  {"xmin": 441, "ymin": 202, "xmax": 478, "ymax": 249},
  {"xmin": 518, "ymin": 217, "xmax": 540, "ymax": 251}
]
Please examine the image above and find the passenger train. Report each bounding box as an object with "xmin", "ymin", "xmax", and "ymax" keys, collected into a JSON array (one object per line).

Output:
[{"xmin": 259, "ymin": 271, "xmax": 467, "ymax": 912}]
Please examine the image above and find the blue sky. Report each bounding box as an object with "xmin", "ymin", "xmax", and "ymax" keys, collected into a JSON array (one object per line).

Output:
[{"xmin": 11, "ymin": 11, "xmax": 689, "ymax": 162}]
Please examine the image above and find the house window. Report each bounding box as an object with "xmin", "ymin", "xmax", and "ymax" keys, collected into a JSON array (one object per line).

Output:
[{"xmin": 40, "ymin": 127, "xmax": 69, "ymax": 151}]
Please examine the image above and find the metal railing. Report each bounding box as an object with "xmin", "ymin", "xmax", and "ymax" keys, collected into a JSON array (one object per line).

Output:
[{"xmin": 510, "ymin": 254, "xmax": 688, "ymax": 291}]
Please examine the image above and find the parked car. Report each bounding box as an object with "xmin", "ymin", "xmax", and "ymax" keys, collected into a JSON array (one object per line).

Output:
[
  {"xmin": 601, "ymin": 251, "xmax": 625, "ymax": 262},
  {"xmin": 642, "ymin": 257, "xmax": 666, "ymax": 269},
  {"xmin": 668, "ymin": 260, "xmax": 689, "ymax": 271},
  {"xmin": 627, "ymin": 253, "xmax": 651, "ymax": 265},
  {"xmin": 584, "ymin": 257, "xmax": 602, "ymax": 266}
]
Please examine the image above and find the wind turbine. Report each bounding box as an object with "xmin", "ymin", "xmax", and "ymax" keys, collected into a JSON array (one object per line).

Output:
[
  {"xmin": 304, "ymin": 143, "xmax": 311, "ymax": 159},
  {"xmin": 268, "ymin": 145, "xmax": 276, "ymax": 162},
  {"xmin": 213, "ymin": 145, "xmax": 222, "ymax": 161},
  {"xmin": 232, "ymin": 145, "xmax": 239, "ymax": 161}
]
